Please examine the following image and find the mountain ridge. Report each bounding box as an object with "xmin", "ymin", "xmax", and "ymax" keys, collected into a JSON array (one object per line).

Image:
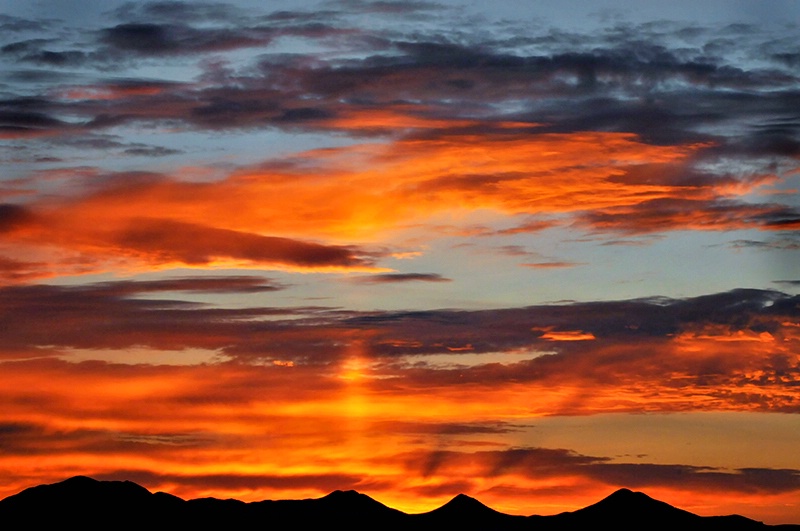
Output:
[{"xmin": 0, "ymin": 476, "xmax": 797, "ymax": 530}]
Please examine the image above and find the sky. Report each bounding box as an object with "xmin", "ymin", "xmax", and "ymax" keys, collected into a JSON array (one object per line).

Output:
[{"xmin": 1, "ymin": 0, "xmax": 799, "ymax": 523}]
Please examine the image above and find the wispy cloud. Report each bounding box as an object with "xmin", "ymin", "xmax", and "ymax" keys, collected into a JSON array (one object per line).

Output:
[
  {"xmin": 521, "ymin": 262, "xmax": 585, "ymax": 269},
  {"xmin": 1, "ymin": 10, "xmax": 796, "ymax": 263},
  {"xmin": 0, "ymin": 281, "xmax": 796, "ymax": 412},
  {"xmin": 352, "ymin": 273, "xmax": 452, "ymax": 283}
]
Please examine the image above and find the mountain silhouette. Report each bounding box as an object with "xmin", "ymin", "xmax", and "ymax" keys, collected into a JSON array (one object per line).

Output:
[
  {"xmin": 572, "ymin": 487, "xmax": 700, "ymax": 522},
  {"xmin": 536, "ymin": 487, "xmax": 754, "ymax": 531},
  {"xmin": 412, "ymin": 492, "xmax": 527, "ymax": 528},
  {"xmin": 430, "ymin": 492, "xmax": 501, "ymax": 515},
  {"xmin": 1, "ymin": 476, "xmax": 798, "ymax": 530},
  {"xmin": 246, "ymin": 488, "xmax": 406, "ymax": 526}
]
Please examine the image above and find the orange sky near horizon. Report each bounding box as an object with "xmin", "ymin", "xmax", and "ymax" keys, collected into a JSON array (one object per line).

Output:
[{"xmin": 0, "ymin": 319, "xmax": 798, "ymax": 520}]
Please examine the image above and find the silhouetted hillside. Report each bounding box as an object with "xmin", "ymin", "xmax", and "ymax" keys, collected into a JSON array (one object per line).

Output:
[
  {"xmin": 534, "ymin": 488, "xmax": 774, "ymax": 531},
  {"xmin": 412, "ymin": 492, "xmax": 528, "ymax": 528},
  {"xmin": 1, "ymin": 476, "xmax": 797, "ymax": 530}
]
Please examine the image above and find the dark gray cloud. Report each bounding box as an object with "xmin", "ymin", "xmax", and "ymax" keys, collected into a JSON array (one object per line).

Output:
[
  {"xmin": 2, "ymin": 69, "xmax": 76, "ymax": 83},
  {"xmin": 1, "ymin": 16, "xmax": 793, "ymax": 126},
  {"xmin": 43, "ymin": 134, "xmax": 183, "ymax": 157},
  {"xmin": 344, "ymin": 288, "xmax": 795, "ymax": 348},
  {"xmin": 579, "ymin": 198, "xmax": 800, "ymax": 234},
  {"xmin": 330, "ymin": 0, "xmax": 443, "ymax": 15},
  {"xmin": 112, "ymin": 218, "xmax": 378, "ymax": 268},
  {"xmin": 405, "ymin": 446, "xmax": 800, "ymax": 495},
  {"xmin": 374, "ymin": 420, "xmax": 523, "ymax": 435},
  {"xmin": 0, "ymin": 101, "xmax": 69, "ymax": 136},
  {"xmin": 1, "ymin": 37, "xmax": 90, "ymax": 68},
  {"xmin": 354, "ymin": 273, "xmax": 452, "ymax": 283},
  {"xmin": 2, "ymin": 39, "xmax": 52, "ymax": 54},
  {"xmin": 0, "ymin": 280, "xmax": 298, "ymax": 353},
  {"xmin": 99, "ymin": 23, "xmax": 275, "ymax": 56},
  {"xmin": 0, "ymin": 283, "xmax": 788, "ymax": 354},
  {"xmin": 0, "ymin": 204, "xmax": 34, "ymax": 232},
  {"xmin": 1, "ymin": 281, "xmax": 792, "ymax": 358},
  {"xmin": 521, "ymin": 262, "xmax": 583, "ymax": 269},
  {"xmin": 90, "ymin": 275, "xmax": 286, "ymax": 295},
  {"xmin": 728, "ymin": 236, "xmax": 800, "ymax": 251},
  {"xmin": 0, "ymin": 14, "xmax": 51, "ymax": 33},
  {"xmin": 91, "ymin": 3, "xmax": 355, "ymax": 61},
  {"xmin": 21, "ymin": 50, "xmax": 87, "ymax": 67},
  {"xmin": 109, "ymin": 1, "xmax": 244, "ymax": 24},
  {"xmin": 122, "ymin": 145, "xmax": 182, "ymax": 157},
  {"xmin": 0, "ymin": 421, "xmax": 212, "ymax": 456}
]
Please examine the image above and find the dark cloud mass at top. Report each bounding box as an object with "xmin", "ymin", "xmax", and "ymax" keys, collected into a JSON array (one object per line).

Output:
[
  {"xmin": 1, "ymin": 4, "xmax": 797, "ymax": 178},
  {"xmin": 0, "ymin": 4, "xmax": 796, "ymax": 129},
  {"xmin": 0, "ymin": 1, "xmax": 796, "ymax": 276}
]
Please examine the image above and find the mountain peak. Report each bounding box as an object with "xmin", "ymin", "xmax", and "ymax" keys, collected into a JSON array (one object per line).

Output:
[
  {"xmin": 0, "ymin": 475, "xmax": 174, "ymax": 526},
  {"xmin": 450, "ymin": 493, "xmax": 481, "ymax": 504},
  {"xmin": 611, "ymin": 487, "xmax": 635, "ymax": 496},
  {"xmin": 7, "ymin": 475, "xmax": 153, "ymax": 502},
  {"xmin": 603, "ymin": 488, "xmax": 651, "ymax": 505},
  {"xmin": 323, "ymin": 489, "xmax": 363, "ymax": 500},
  {"xmin": 323, "ymin": 490, "xmax": 361, "ymax": 498},
  {"xmin": 313, "ymin": 488, "xmax": 403, "ymax": 520},
  {"xmin": 571, "ymin": 486, "xmax": 701, "ymax": 525},
  {"xmin": 429, "ymin": 492, "xmax": 502, "ymax": 516},
  {"xmin": 600, "ymin": 487, "xmax": 678, "ymax": 507},
  {"xmin": 321, "ymin": 489, "xmax": 387, "ymax": 505}
]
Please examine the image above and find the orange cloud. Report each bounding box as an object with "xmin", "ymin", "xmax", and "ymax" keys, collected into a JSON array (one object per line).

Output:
[
  {"xmin": 315, "ymin": 107, "xmax": 489, "ymax": 135},
  {"xmin": 0, "ymin": 299, "xmax": 798, "ymax": 522},
  {"xmin": 1, "ymin": 282, "xmax": 795, "ymax": 415},
  {"xmin": 537, "ymin": 330, "xmax": 596, "ymax": 341},
  {"xmin": 5, "ymin": 106, "xmax": 793, "ymax": 284},
  {"xmin": 0, "ymin": 125, "xmax": 718, "ymax": 280},
  {"xmin": 57, "ymin": 83, "xmax": 170, "ymax": 101},
  {"xmin": 0, "ymin": 355, "xmax": 798, "ymax": 522}
]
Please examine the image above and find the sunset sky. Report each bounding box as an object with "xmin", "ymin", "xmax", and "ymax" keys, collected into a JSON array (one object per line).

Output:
[{"xmin": 1, "ymin": 0, "xmax": 799, "ymax": 523}]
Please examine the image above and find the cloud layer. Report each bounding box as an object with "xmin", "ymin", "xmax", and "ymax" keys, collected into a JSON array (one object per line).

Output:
[
  {"xmin": 1, "ymin": 2, "xmax": 798, "ymax": 280},
  {"xmin": 1, "ymin": 1, "xmax": 799, "ymax": 524},
  {"xmin": 0, "ymin": 279, "xmax": 797, "ymax": 514}
]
